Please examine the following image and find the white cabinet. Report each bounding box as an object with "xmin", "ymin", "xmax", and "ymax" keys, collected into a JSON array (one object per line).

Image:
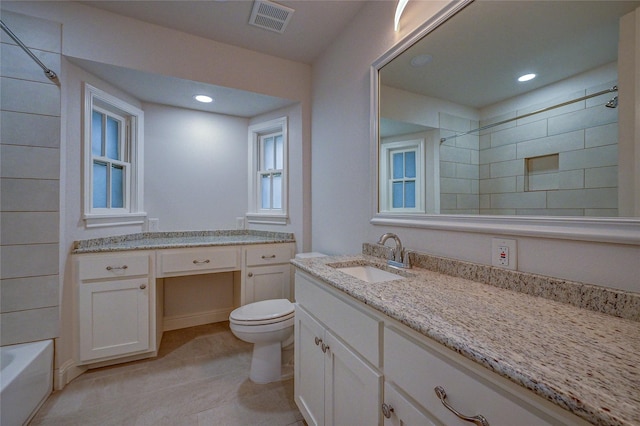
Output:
[
  {"xmin": 383, "ymin": 326, "xmax": 589, "ymax": 426},
  {"xmin": 382, "ymin": 382, "xmax": 437, "ymax": 426},
  {"xmin": 295, "ymin": 271, "xmax": 383, "ymax": 426},
  {"xmin": 294, "ymin": 268, "xmax": 589, "ymax": 426},
  {"xmin": 294, "ymin": 307, "xmax": 329, "ymax": 426},
  {"xmin": 76, "ymin": 252, "xmax": 155, "ymax": 364},
  {"xmin": 244, "ymin": 243, "xmax": 294, "ymax": 304},
  {"xmin": 157, "ymin": 246, "xmax": 240, "ymax": 277}
]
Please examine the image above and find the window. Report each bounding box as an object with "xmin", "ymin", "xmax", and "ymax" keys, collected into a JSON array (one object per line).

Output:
[
  {"xmin": 83, "ymin": 83, "xmax": 145, "ymax": 227},
  {"xmin": 380, "ymin": 139, "xmax": 425, "ymax": 213},
  {"xmin": 247, "ymin": 117, "xmax": 288, "ymax": 224}
]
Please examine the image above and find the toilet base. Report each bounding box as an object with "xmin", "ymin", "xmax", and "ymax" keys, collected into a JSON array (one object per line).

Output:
[{"xmin": 250, "ymin": 341, "xmax": 282, "ymax": 384}]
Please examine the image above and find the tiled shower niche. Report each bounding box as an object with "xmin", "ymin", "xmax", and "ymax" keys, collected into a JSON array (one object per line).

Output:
[{"xmin": 439, "ymin": 78, "xmax": 619, "ymax": 217}]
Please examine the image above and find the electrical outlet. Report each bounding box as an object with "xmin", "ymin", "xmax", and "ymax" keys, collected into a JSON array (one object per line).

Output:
[
  {"xmin": 236, "ymin": 217, "xmax": 245, "ymax": 230},
  {"xmin": 148, "ymin": 218, "xmax": 159, "ymax": 232},
  {"xmin": 492, "ymin": 238, "xmax": 517, "ymax": 270}
]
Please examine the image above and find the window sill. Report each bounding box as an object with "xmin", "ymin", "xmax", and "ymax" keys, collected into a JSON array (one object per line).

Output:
[
  {"xmin": 84, "ymin": 212, "xmax": 147, "ymax": 228},
  {"xmin": 246, "ymin": 213, "xmax": 288, "ymax": 225}
]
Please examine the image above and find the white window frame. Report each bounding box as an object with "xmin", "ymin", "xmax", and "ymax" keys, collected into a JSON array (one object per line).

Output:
[
  {"xmin": 247, "ymin": 117, "xmax": 288, "ymax": 225},
  {"xmin": 83, "ymin": 83, "xmax": 146, "ymax": 228},
  {"xmin": 380, "ymin": 139, "xmax": 425, "ymax": 214}
]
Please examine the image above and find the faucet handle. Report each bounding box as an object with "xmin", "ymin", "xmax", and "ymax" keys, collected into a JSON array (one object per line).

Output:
[{"xmin": 401, "ymin": 249, "xmax": 412, "ymax": 268}]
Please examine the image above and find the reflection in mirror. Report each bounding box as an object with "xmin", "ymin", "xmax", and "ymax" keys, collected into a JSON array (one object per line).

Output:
[{"xmin": 377, "ymin": 0, "xmax": 640, "ymax": 217}]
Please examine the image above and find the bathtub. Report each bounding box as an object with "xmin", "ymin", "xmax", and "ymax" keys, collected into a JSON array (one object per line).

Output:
[{"xmin": 0, "ymin": 340, "xmax": 53, "ymax": 426}]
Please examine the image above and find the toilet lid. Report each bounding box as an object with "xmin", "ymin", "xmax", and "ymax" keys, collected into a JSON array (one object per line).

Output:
[{"xmin": 230, "ymin": 299, "xmax": 294, "ymax": 322}]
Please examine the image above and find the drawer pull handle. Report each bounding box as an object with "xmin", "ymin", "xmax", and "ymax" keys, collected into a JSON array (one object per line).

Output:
[
  {"xmin": 106, "ymin": 265, "xmax": 128, "ymax": 271},
  {"xmin": 381, "ymin": 403, "xmax": 395, "ymax": 419},
  {"xmin": 139, "ymin": 284, "xmax": 147, "ymax": 290},
  {"xmin": 261, "ymin": 254, "xmax": 277, "ymax": 259},
  {"xmin": 192, "ymin": 259, "xmax": 211, "ymax": 265},
  {"xmin": 321, "ymin": 342, "xmax": 330, "ymax": 353},
  {"xmin": 314, "ymin": 337, "xmax": 322, "ymax": 346},
  {"xmin": 434, "ymin": 386, "xmax": 489, "ymax": 426}
]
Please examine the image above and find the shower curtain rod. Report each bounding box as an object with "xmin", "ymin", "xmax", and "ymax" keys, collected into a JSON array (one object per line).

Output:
[
  {"xmin": 0, "ymin": 19, "xmax": 58, "ymax": 81},
  {"xmin": 439, "ymin": 85, "xmax": 618, "ymax": 144}
]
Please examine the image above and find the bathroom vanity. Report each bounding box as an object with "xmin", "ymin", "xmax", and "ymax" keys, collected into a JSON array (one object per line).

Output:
[
  {"xmin": 292, "ymin": 251, "xmax": 639, "ymax": 426},
  {"xmin": 72, "ymin": 231, "xmax": 295, "ymax": 366}
]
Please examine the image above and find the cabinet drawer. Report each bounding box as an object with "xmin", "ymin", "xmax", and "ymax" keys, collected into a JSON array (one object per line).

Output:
[
  {"xmin": 245, "ymin": 244, "xmax": 293, "ymax": 266},
  {"xmin": 384, "ymin": 326, "xmax": 581, "ymax": 426},
  {"xmin": 295, "ymin": 271, "xmax": 381, "ymax": 367},
  {"xmin": 78, "ymin": 253, "xmax": 150, "ymax": 280},
  {"xmin": 158, "ymin": 246, "xmax": 240, "ymax": 277}
]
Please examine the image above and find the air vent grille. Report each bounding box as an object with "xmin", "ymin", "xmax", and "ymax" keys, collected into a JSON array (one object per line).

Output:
[{"xmin": 249, "ymin": 0, "xmax": 294, "ymax": 34}]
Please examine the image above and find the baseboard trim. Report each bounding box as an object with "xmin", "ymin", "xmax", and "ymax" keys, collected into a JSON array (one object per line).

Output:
[
  {"xmin": 55, "ymin": 359, "xmax": 87, "ymax": 390},
  {"xmin": 163, "ymin": 307, "xmax": 233, "ymax": 331}
]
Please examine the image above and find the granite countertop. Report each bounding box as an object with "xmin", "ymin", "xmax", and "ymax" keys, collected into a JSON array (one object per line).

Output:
[
  {"xmin": 291, "ymin": 254, "xmax": 640, "ymax": 426},
  {"xmin": 72, "ymin": 230, "xmax": 295, "ymax": 254}
]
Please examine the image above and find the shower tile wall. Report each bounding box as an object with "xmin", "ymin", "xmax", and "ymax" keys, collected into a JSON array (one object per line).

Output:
[
  {"xmin": 478, "ymin": 81, "xmax": 618, "ymax": 216},
  {"xmin": 439, "ymin": 112, "xmax": 480, "ymax": 214},
  {"xmin": 0, "ymin": 10, "xmax": 61, "ymax": 345}
]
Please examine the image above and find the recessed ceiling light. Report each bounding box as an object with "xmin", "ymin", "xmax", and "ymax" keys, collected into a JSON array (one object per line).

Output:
[
  {"xmin": 410, "ymin": 54, "xmax": 433, "ymax": 67},
  {"xmin": 518, "ymin": 73, "xmax": 536, "ymax": 82},
  {"xmin": 194, "ymin": 95, "xmax": 213, "ymax": 103}
]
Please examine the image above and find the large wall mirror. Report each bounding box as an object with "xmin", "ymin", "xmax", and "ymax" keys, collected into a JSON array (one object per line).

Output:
[{"xmin": 372, "ymin": 0, "xmax": 640, "ymax": 243}]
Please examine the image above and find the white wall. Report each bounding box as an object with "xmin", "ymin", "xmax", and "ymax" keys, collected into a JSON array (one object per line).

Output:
[
  {"xmin": 144, "ymin": 103, "xmax": 249, "ymax": 231},
  {"xmin": 311, "ymin": 1, "xmax": 640, "ymax": 292},
  {"xmin": 2, "ymin": 1, "xmax": 312, "ymax": 384},
  {"xmin": 0, "ymin": 10, "xmax": 61, "ymax": 346}
]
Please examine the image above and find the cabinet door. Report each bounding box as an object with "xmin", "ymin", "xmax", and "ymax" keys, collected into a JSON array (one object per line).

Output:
[
  {"xmin": 79, "ymin": 278, "xmax": 150, "ymax": 362},
  {"xmin": 383, "ymin": 382, "xmax": 438, "ymax": 426},
  {"xmin": 245, "ymin": 263, "xmax": 291, "ymax": 305},
  {"xmin": 294, "ymin": 306, "xmax": 326, "ymax": 426},
  {"xmin": 325, "ymin": 330, "xmax": 383, "ymax": 426}
]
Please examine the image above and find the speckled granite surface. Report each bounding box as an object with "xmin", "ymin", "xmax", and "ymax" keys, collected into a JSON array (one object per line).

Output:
[
  {"xmin": 291, "ymin": 254, "xmax": 640, "ymax": 426},
  {"xmin": 73, "ymin": 230, "xmax": 295, "ymax": 253},
  {"xmin": 364, "ymin": 243, "xmax": 640, "ymax": 322}
]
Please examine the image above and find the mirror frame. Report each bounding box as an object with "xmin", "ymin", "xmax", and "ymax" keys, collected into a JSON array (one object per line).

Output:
[{"xmin": 370, "ymin": 0, "xmax": 640, "ymax": 245}]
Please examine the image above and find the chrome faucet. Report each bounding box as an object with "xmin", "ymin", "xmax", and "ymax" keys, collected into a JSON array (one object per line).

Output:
[{"xmin": 377, "ymin": 233, "xmax": 405, "ymax": 266}]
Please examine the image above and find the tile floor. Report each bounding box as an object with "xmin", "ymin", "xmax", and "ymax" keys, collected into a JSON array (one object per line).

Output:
[{"xmin": 30, "ymin": 322, "xmax": 305, "ymax": 426}]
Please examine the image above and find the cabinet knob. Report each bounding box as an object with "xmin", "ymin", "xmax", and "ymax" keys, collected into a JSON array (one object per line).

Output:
[
  {"xmin": 139, "ymin": 284, "xmax": 147, "ymax": 290},
  {"xmin": 321, "ymin": 342, "xmax": 330, "ymax": 353},
  {"xmin": 381, "ymin": 403, "xmax": 395, "ymax": 419},
  {"xmin": 248, "ymin": 272, "xmax": 254, "ymax": 277},
  {"xmin": 314, "ymin": 337, "xmax": 322, "ymax": 346},
  {"xmin": 434, "ymin": 386, "xmax": 489, "ymax": 426}
]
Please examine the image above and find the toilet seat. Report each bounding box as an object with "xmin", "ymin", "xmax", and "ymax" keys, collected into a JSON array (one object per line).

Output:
[{"xmin": 230, "ymin": 299, "xmax": 294, "ymax": 326}]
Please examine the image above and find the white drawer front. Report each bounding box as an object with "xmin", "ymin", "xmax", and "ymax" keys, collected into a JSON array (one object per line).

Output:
[
  {"xmin": 384, "ymin": 326, "xmax": 572, "ymax": 426},
  {"xmin": 158, "ymin": 246, "xmax": 240, "ymax": 276},
  {"xmin": 295, "ymin": 271, "xmax": 381, "ymax": 367},
  {"xmin": 78, "ymin": 253, "xmax": 150, "ymax": 280},
  {"xmin": 245, "ymin": 244, "xmax": 293, "ymax": 266}
]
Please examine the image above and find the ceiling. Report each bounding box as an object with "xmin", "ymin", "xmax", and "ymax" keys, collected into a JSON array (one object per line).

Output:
[
  {"xmin": 80, "ymin": 0, "xmax": 368, "ymax": 65},
  {"xmin": 73, "ymin": 0, "xmax": 368, "ymax": 117},
  {"xmin": 381, "ymin": 1, "xmax": 640, "ymax": 110}
]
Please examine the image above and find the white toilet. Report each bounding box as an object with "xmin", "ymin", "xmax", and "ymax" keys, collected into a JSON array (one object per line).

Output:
[
  {"xmin": 229, "ymin": 252, "xmax": 326, "ymax": 384},
  {"xmin": 229, "ymin": 298, "xmax": 295, "ymax": 384}
]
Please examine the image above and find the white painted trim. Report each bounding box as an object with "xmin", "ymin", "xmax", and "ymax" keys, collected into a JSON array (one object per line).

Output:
[
  {"xmin": 371, "ymin": 214, "xmax": 640, "ymax": 245},
  {"xmin": 83, "ymin": 212, "xmax": 147, "ymax": 228},
  {"xmin": 247, "ymin": 116, "xmax": 289, "ymax": 219},
  {"xmin": 246, "ymin": 213, "xmax": 289, "ymax": 225},
  {"xmin": 370, "ymin": 0, "xmax": 640, "ymax": 245},
  {"xmin": 163, "ymin": 307, "xmax": 234, "ymax": 331},
  {"xmin": 55, "ymin": 358, "xmax": 87, "ymax": 390},
  {"xmin": 82, "ymin": 83, "xmax": 145, "ymax": 227}
]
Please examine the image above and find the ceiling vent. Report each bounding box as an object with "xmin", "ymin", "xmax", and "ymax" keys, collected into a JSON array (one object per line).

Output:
[{"xmin": 249, "ymin": 0, "xmax": 294, "ymax": 34}]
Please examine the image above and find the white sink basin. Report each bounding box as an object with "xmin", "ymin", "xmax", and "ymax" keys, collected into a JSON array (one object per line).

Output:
[{"xmin": 336, "ymin": 265, "xmax": 403, "ymax": 283}]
